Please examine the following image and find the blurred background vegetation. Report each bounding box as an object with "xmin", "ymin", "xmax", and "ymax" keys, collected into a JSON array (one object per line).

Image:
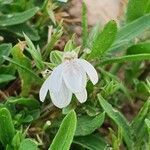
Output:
[{"xmin": 0, "ymin": 0, "xmax": 150, "ymax": 149}]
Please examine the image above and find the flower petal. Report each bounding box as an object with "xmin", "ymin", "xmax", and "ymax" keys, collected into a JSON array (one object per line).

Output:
[
  {"xmin": 39, "ymin": 78, "xmax": 49, "ymax": 102},
  {"xmin": 50, "ymin": 80, "xmax": 72, "ymax": 108},
  {"xmin": 75, "ymin": 88, "xmax": 87, "ymax": 103},
  {"xmin": 77, "ymin": 59, "xmax": 98, "ymax": 85},
  {"xmin": 63, "ymin": 60, "xmax": 87, "ymax": 93},
  {"xmin": 49, "ymin": 64, "xmax": 64, "ymax": 92}
]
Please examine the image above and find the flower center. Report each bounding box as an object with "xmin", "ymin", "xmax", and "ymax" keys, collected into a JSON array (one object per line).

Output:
[{"xmin": 63, "ymin": 51, "xmax": 78, "ymax": 61}]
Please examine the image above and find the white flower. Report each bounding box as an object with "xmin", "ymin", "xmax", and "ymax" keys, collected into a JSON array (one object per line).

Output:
[{"xmin": 39, "ymin": 51, "xmax": 98, "ymax": 108}]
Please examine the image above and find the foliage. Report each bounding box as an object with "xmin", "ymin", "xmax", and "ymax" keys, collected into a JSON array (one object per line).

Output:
[{"xmin": 0, "ymin": 0, "xmax": 150, "ymax": 149}]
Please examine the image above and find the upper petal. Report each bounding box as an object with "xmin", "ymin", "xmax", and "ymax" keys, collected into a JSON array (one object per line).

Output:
[
  {"xmin": 49, "ymin": 64, "xmax": 64, "ymax": 92},
  {"xmin": 62, "ymin": 60, "xmax": 87, "ymax": 93},
  {"xmin": 50, "ymin": 80, "xmax": 72, "ymax": 108},
  {"xmin": 77, "ymin": 59, "xmax": 98, "ymax": 85},
  {"xmin": 75, "ymin": 88, "xmax": 87, "ymax": 103},
  {"xmin": 39, "ymin": 78, "xmax": 49, "ymax": 102}
]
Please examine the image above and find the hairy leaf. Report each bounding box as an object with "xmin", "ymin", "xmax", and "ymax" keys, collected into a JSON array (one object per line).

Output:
[
  {"xmin": 24, "ymin": 33, "xmax": 44, "ymax": 69},
  {"xmin": 0, "ymin": 108, "xmax": 15, "ymax": 146},
  {"xmin": 0, "ymin": 43, "xmax": 12, "ymax": 65},
  {"xmin": 8, "ymin": 97, "xmax": 40, "ymax": 110},
  {"xmin": 74, "ymin": 134, "xmax": 107, "ymax": 150},
  {"xmin": 50, "ymin": 50, "xmax": 63, "ymax": 65},
  {"xmin": 49, "ymin": 110, "xmax": 77, "ymax": 150},
  {"xmin": 131, "ymin": 99, "xmax": 150, "ymax": 142},
  {"xmin": 89, "ymin": 20, "xmax": 117, "ymax": 58},
  {"xmin": 0, "ymin": 74, "xmax": 16, "ymax": 83},
  {"xmin": 111, "ymin": 14, "xmax": 150, "ymax": 51},
  {"xmin": 5, "ymin": 24, "xmax": 40, "ymax": 41},
  {"xmin": 10, "ymin": 44, "xmax": 42, "ymax": 96},
  {"xmin": 19, "ymin": 139, "xmax": 38, "ymax": 150},
  {"xmin": 75, "ymin": 112, "xmax": 105, "ymax": 136},
  {"xmin": 0, "ymin": 7, "xmax": 39, "ymax": 26},
  {"xmin": 126, "ymin": 0, "xmax": 150, "ymax": 22},
  {"xmin": 127, "ymin": 42, "xmax": 150, "ymax": 54},
  {"xmin": 98, "ymin": 95, "xmax": 133, "ymax": 150}
]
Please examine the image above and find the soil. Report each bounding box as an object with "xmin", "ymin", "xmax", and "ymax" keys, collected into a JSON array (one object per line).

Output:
[{"xmin": 69, "ymin": 0, "xmax": 127, "ymax": 26}]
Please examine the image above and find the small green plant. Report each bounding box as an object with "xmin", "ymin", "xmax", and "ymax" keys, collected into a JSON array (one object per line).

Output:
[{"xmin": 0, "ymin": 0, "xmax": 150, "ymax": 149}]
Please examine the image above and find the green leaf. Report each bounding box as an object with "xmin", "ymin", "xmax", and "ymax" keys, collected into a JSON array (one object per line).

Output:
[
  {"xmin": 49, "ymin": 110, "xmax": 77, "ymax": 150},
  {"xmin": 109, "ymin": 39, "xmax": 130, "ymax": 52},
  {"xmin": 3, "ymin": 56, "xmax": 43, "ymax": 84},
  {"xmin": 19, "ymin": 139, "xmax": 38, "ymax": 150},
  {"xmin": 101, "ymin": 54, "xmax": 150, "ymax": 65},
  {"xmin": 111, "ymin": 14, "xmax": 150, "ymax": 51},
  {"xmin": 8, "ymin": 97, "xmax": 40, "ymax": 110},
  {"xmin": 0, "ymin": 43, "xmax": 12, "ymax": 65},
  {"xmin": 131, "ymin": 99, "xmax": 150, "ymax": 141},
  {"xmin": 0, "ymin": 108, "xmax": 15, "ymax": 146},
  {"xmin": 81, "ymin": 105, "xmax": 100, "ymax": 117},
  {"xmin": 73, "ymin": 134, "xmax": 107, "ymax": 150},
  {"xmin": 50, "ymin": 50, "xmax": 63, "ymax": 65},
  {"xmin": 126, "ymin": 0, "xmax": 150, "ymax": 22},
  {"xmin": 135, "ymin": 81, "xmax": 150, "ymax": 96},
  {"xmin": 12, "ymin": 131, "xmax": 25, "ymax": 150},
  {"xmin": 87, "ymin": 23, "xmax": 101, "ymax": 49},
  {"xmin": 6, "ymin": 145, "xmax": 13, "ymax": 150},
  {"xmin": 64, "ymin": 38, "xmax": 75, "ymax": 52},
  {"xmin": 117, "ymin": 15, "xmax": 150, "ymax": 41},
  {"xmin": 75, "ymin": 112, "xmax": 105, "ymax": 136},
  {"xmin": 98, "ymin": 95, "xmax": 133, "ymax": 150},
  {"xmin": 127, "ymin": 42, "xmax": 150, "ymax": 54},
  {"xmin": 89, "ymin": 20, "xmax": 117, "ymax": 58},
  {"xmin": 99, "ymin": 68, "xmax": 131, "ymax": 101},
  {"xmin": 0, "ymin": 74, "xmax": 16, "ymax": 83},
  {"xmin": 24, "ymin": 33, "xmax": 44, "ymax": 69},
  {"xmin": 0, "ymin": 7, "xmax": 39, "ymax": 26},
  {"xmin": 8, "ymin": 44, "xmax": 42, "ymax": 96},
  {"xmin": 43, "ymin": 24, "xmax": 63, "ymax": 60},
  {"xmin": 109, "ymin": 127, "xmax": 122, "ymax": 150},
  {"xmin": 0, "ymin": 0, "xmax": 13, "ymax": 5},
  {"xmin": 64, "ymin": 40, "xmax": 72, "ymax": 52},
  {"xmin": 145, "ymin": 119, "xmax": 150, "ymax": 131},
  {"xmin": 27, "ymin": 109, "xmax": 40, "ymax": 121},
  {"xmin": 5, "ymin": 23, "xmax": 40, "ymax": 41},
  {"xmin": 145, "ymin": 119, "xmax": 150, "ymax": 139},
  {"xmin": 145, "ymin": 119, "xmax": 150, "ymax": 146},
  {"xmin": 10, "ymin": 44, "xmax": 34, "ymax": 96},
  {"xmin": 0, "ymin": 64, "xmax": 16, "ymax": 75}
]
